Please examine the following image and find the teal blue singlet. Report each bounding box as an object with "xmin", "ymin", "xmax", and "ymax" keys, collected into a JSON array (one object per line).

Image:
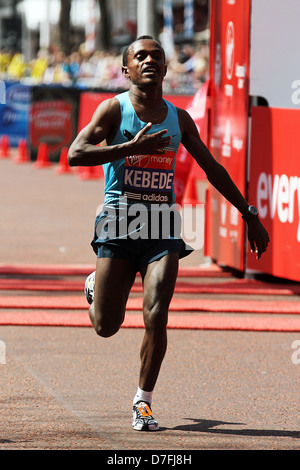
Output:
[
  {"xmin": 102, "ymin": 91, "xmax": 182, "ymax": 207},
  {"xmin": 91, "ymin": 92, "xmax": 194, "ymax": 262}
]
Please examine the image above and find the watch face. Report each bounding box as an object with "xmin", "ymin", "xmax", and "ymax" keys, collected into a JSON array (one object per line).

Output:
[{"xmin": 249, "ymin": 206, "xmax": 259, "ymax": 216}]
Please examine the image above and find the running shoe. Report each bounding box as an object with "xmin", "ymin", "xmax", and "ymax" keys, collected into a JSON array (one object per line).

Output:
[
  {"xmin": 132, "ymin": 401, "xmax": 159, "ymax": 431},
  {"xmin": 84, "ymin": 271, "xmax": 95, "ymax": 305}
]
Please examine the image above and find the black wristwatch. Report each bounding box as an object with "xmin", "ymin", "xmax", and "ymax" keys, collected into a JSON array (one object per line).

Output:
[{"xmin": 242, "ymin": 205, "xmax": 259, "ymax": 222}]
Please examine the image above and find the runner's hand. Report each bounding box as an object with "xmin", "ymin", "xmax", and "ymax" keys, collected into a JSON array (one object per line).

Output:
[
  {"xmin": 132, "ymin": 122, "xmax": 171, "ymax": 154},
  {"xmin": 246, "ymin": 218, "xmax": 270, "ymax": 260}
]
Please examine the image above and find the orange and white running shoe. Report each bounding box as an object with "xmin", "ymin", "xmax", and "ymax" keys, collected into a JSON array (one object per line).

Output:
[
  {"xmin": 84, "ymin": 271, "xmax": 95, "ymax": 305},
  {"xmin": 132, "ymin": 401, "xmax": 159, "ymax": 431}
]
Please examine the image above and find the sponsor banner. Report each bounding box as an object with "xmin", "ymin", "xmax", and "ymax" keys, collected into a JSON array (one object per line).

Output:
[
  {"xmin": 77, "ymin": 93, "xmax": 192, "ymax": 131},
  {"xmin": 30, "ymin": 86, "xmax": 80, "ymax": 162},
  {"xmin": 77, "ymin": 91, "xmax": 116, "ymax": 179},
  {"xmin": 172, "ymin": 84, "xmax": 210, "ymax": 204},
  {"xmin": 0, "ymin": 81, "xmax": 31, "ymax": 146},
  {"xmin": 177, "ymin": 80, "xmax": 209, "ymax": 204},
  {"xmin": 207, "ymin": 0, "xmax": 251, "ymax": 271},
  {"xmin": 247, "ymin": 106, "xmax": 300, "ymax": 282},
  {"xmin": 31, "ymin": 100, "xmax": 72, "ymax": 155},
  {"xmin": 77, "ymin": 91, "xmax": 116, "ymax": 131}
]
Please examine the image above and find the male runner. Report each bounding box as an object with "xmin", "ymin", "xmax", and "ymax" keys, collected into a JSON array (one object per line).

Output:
[{"xmin": 68, "ymin": 36, "xmax": 269, "ymax": 431}]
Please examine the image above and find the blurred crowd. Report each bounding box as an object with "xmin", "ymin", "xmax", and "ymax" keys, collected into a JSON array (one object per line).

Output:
[{"xmin": 0, "ymin": 42, "xmax": 209, "ymax": 94}]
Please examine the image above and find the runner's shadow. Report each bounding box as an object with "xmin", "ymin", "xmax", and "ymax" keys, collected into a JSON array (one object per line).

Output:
[{"xmin": 165, "ymin": 418, "xmax": 300, "ymax": 439}]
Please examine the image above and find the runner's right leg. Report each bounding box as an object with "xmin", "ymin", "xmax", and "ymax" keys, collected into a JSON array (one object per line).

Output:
[{"xmin": 89, "ymin": 257, "xmax": 136, "ymax": 337}]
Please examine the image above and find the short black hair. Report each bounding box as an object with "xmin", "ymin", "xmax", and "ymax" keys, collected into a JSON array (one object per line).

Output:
[{"xmin": 122, "ymin": 35, "xmax": 165, "ymax": 67}]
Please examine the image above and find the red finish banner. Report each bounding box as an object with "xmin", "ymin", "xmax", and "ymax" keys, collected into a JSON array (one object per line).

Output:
[
  {"xmin": 77, "ymin": 92, "xmax": 192, "ymax": 135},
  {"xmin": 207, "ymin": 0, "xmax": 251, "ymax": 270},
  {"xmin": 77, "ymin": 92, "xmax": 116, "ymax": 132},
  {"xmin": 175, "ymin": 81, "xmax": 210, "ymax": 204},
  {"xmin": 77, "ymin": 92, "xmax": 116, "ymax": 179},
  {"xmin": 30, "ymin": 86, "xmax": 80, "ymax": 162},
  {"xmin": 247, "ymin": 107, "xmax": 300, "ymax": 282},
  {"xmin": 31, "ymin": 100, "xmax": 72, "ymax": 154}
]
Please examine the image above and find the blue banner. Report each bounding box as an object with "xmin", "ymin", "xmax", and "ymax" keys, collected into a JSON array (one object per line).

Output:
[{"xmin": 0, "ymin": 81, "xmax": 31, "ymax": 146}]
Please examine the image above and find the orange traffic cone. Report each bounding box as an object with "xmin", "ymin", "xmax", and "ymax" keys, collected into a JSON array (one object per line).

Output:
[
  {"xmin": 34, "ymin": 143, "xmax": 52, "ymax": 169},
  {"xmin": 0, "ymin": 135, "xmax": 10, "ymax": 158},
  {"xmin": 77, "ymin": 165, "xmax": 102, "ymax": 180},
  {"xmin": 14, "ymin": 139, "xmax": 30, "ymax": 164},
  {"xmin": 55, "ymin": 147, "xmax": 72, "ymax": 174}
]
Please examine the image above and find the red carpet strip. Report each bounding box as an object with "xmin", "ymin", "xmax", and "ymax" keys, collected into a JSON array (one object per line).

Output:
[
  {"xmin": 0, "ymin": 295, "xmax": 299, "ymax": 314},
  {"xmin": 1, "ymin": 264, "xmax": 298, "ymax": 331},
  {"xmin": 0, "ymin": 263, "xmax": 231, "ymax": 277},
  {"xmin": 1, "ymin": 311, "xmax": 300, "ymax": 331},
  {"xmin": 0, "ymin": 278, "xmax": 299, "ymax": 295}
]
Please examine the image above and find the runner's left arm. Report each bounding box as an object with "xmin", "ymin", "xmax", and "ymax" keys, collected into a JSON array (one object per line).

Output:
[{"xmin": 178, "ymin": 108, "xmax": 270, "ymax": 259}]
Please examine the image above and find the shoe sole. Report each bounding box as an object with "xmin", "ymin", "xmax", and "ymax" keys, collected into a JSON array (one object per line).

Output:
[{"xmin": 133, "ymin": 423, "xmax": 160, "ymax": 431}]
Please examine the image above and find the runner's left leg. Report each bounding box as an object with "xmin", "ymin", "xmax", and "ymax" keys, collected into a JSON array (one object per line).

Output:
[
  {"xmin": 89, "ymin": 257, "xmax": 136, "ymax": 337},
  {"xmin": 138, "ymin": 252, "xmax": 179, "ymax": 391}
]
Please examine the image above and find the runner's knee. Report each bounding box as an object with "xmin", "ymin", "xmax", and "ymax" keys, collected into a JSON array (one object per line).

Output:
[
  {"xmin": 89, "ymin": 304, "xmax": 122, "ymax": 338},
  {"xmin": 96, "ymin": 322, "xmax": 120, "ymax": 338},
  {"xmin": 94, "ymin": 316, "xmax": 121, "ymax": 338},
  {"xmin": 143, "ymin": 302, "xmax": 168, "ymax": 332},
  {"xmin": 94, "ymin": 312, "xmax": 121, "ymax": 338}
]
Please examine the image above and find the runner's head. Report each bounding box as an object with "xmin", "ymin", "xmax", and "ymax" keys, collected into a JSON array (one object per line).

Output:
[
  {"xmin": 122, "ymin": 35, "xmax": 166, "ymax": 67},
  {"xmin": 122, "ymin": 36, "xmax": 167, "ymax": 85}
]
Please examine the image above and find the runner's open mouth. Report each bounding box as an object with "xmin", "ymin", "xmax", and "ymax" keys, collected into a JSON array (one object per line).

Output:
[{"xmin": 143, "ymin": 68, "xmax": 158, "ymax": 74}]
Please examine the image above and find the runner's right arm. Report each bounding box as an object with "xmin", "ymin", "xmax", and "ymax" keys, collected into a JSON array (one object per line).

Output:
[{"xmin": 68, "ymin": 98, "xmax": 170, "ymax": 167}]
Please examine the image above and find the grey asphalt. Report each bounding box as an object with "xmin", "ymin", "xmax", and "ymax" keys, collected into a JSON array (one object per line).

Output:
[{"xmin": 0, "ymin": 155, "xmax": 300, "ymax": 452}]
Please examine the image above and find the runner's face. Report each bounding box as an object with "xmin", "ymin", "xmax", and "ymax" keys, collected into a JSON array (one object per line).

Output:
[{"xmin": 123, "ymin": 39, "xmax": 167, "ymax": 86}]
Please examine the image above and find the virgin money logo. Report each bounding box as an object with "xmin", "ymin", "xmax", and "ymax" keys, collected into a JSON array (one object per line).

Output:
[
  {"xmin": 226, "ymin": 21, "xmax": 234, "ymax": 80},
  {"xmin": 127, "ymin": 155, "xmax": 150, "ymax": 167}
]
